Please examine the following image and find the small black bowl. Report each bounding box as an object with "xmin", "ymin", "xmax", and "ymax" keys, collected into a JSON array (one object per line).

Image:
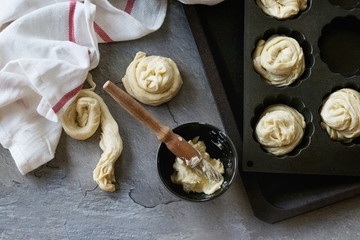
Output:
[{"xmin": 157, "ymin": 122, "xmax": 238, "ymax": 202}]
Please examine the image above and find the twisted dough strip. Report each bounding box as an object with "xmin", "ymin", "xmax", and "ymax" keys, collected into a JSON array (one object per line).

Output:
[
  {"xmin": 62, "ymin": 74, "xmax": 123, "ymax": 192},
  {"xmin": 255, "ymin": 104, "xmax": 306, "ymax": 156},
  {"xmin": 122, "ymin": 51, "xmax": 183, "ymax": 106},
  {"xmin": 256, "ymin": 0, "xmax": 307, "ymax": 19},
  {"xmin": 320, "ymin": 88, "xmax": 360, "ymax": 142},
  {"xmin": 253, "ymin": 35, "xmax": 305, "ymax": 87}
]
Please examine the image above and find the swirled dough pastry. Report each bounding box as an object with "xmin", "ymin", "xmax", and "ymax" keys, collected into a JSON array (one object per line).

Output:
[
  {"xmin": 320, "ymin": 88, "xmax": 360, "ymax": 142},
  {"xmin": 253, "ymin": 35, "xmax": 305, "ymax": 87},
  {"xmin": 255, "ymin": 104, "xmax": 306, "ymax": 156},
  {"xmin": 256, "ymin": 0, "xmax": 307, "ymax": 19},
  {"xmin": 122, "ymin": 51, "xmax": 183, "ymax": 106},
  {"xmin": 62, "ymin": 74, "xmax": 123, "ymax": 192},
  {"xmin": 171, "ymin": 137, "xmax": 224, "ymax": 194}
]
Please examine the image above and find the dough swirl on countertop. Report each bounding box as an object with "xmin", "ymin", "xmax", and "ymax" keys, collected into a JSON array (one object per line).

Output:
[
  {"xmin": 122, "ymin": 51, "xmax": 183, "ymax": 106},
  {"xmin": 62, "ymin": 74, "xmax": 123, "ymax": 192},
  {"xmin": 255, "ymin": 104, "xmax": 306, "ymax": 156},
  {"xmin": 256, "ymin": 0, "xmax": 307, "ymax": 19},
  {"xmin": 320, "ymin": 88, "xmax": 360, "ymax": 142},
  {"xmin": 253, "ymin": 35, "xmax": 305, "ymax": 87}
]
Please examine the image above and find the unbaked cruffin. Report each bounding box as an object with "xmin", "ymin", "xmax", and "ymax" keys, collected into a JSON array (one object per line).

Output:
[
  {"xmin": 256, "ymin": 0, "xmax": 308, "ymax": 19},
  {"xmin": 320, "ymin": 88, "xmax": 360, "ymax": 142},
  {"xmin": 253, "ymin": 35, "xmax": 305, "ymax": 87},
  {"xmin": 62, "ymin": 74, "xmax": 123, "ymax": 192},
  {"xmin": 122, "ymin": 51, "xmax": 183, "ymax": 106},
  {"xmin": 255, "ymin": 104, "xmax": 306, "ymax": 156}
]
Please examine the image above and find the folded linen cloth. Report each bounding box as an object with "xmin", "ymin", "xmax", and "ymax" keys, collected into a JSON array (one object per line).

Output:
[{"xmin": 0, "ymin": 0, "xmax": 224, "ymax": 175}]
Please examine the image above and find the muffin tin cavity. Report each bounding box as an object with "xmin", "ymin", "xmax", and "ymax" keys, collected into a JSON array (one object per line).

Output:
[
  {"xmin": 319, "ymin": 84, "xmax": 360, "ymax": 146},
  {"xmin": 255, "ymin": 0, "xmax": 312, "ymax": 20},
  {"xmin": 329, "ymin": 0, "xmax": 360, "ymax": 9},
  {"xmin": 319, "ymin": 16, "xmax": 360, "ymax": 77},
  {"xmin": 251, "ymin": 95, "xmax": 314, "ymax": 159},
  {"xmin": 253, "ymin": 28, "xmax": 314, "ymax": 88}
]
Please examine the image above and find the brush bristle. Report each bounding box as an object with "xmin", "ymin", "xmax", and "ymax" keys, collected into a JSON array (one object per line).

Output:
[{"xmin": 197, "ymin": 160, "xmax": 222, "ymax": 182}]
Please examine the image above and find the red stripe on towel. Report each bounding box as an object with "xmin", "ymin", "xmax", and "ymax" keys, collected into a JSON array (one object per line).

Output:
[
  {"xmin": 124, "ymin": 0, "xmax": 136, "ymax": 14},
  {"xmin": 52, "ymin": 83, "xmax": 83, "ymax": 113},
  {"xmin": 69, "ymin": 1, "xmax": 77, "ymax": 42},
  {"xmin": 94, "ymin": 22, "xmax": 114, "ymax": 42}
]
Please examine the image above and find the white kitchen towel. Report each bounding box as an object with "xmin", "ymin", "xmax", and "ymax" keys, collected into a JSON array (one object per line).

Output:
[
  {"xmin": 179, "ymin": 0, "xmax": 222, "ymax": 5},
  {"xmin": 0, "ymin": 0, "xmax": 224, "ymax": 175}
]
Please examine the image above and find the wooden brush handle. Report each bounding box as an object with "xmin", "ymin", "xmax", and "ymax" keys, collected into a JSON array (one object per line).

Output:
[
  {"xmin": 103, "ymin": 81, "xmax": 201, "ymax": 163},
  {"xmin": 103, "ymin": 81, "xmax": 172, "ymax": 142}
]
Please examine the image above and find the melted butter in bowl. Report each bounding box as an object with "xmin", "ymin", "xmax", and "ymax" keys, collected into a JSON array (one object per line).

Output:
[
  {"xmin": 157, "ymin": 122, "xmax": 238, "ymax": 202},
  {"xmin": 171, "ymin": 137, "xmax": 225, "ymax": 195}
]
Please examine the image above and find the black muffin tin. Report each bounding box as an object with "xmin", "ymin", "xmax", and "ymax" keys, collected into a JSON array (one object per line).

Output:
[{"xmin": 243, "ymin": 0, "xmax": 360, "ymax": 175}]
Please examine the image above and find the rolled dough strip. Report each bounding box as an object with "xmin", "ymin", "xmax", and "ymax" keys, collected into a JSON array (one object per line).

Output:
[{"xmin": 62, "ymin": 74, "xmax": 123, "ymax": 192}]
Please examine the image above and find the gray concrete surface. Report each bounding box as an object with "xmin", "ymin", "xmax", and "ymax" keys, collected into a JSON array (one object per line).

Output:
[{"xmin": 1, "ymin": 1, "xmax": 360, "ymax": 239}]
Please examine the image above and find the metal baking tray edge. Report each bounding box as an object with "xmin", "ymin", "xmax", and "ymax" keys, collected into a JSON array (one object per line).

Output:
[{"xmin": 183, "ymin": 3, "xmax": 360, "ymax": 223}]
